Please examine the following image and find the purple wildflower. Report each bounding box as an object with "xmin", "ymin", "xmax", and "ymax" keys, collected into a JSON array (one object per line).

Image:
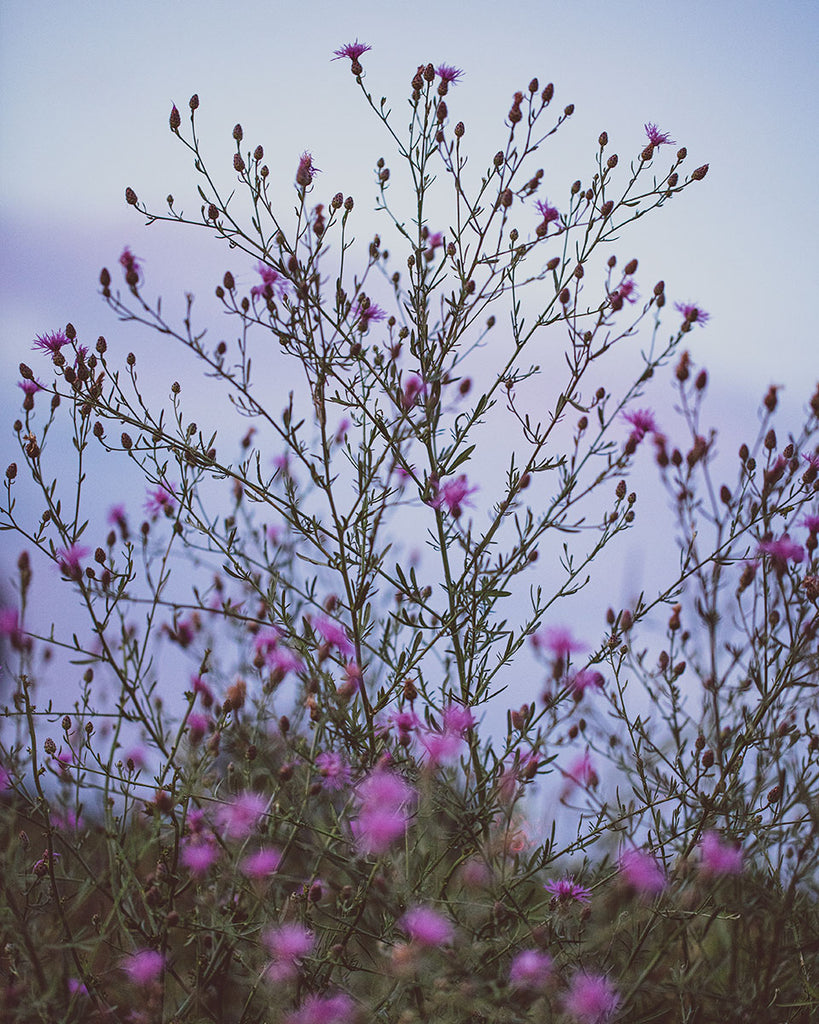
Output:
[
  {"xmin": 802, "ymin": 514, "xmax": 819, "ymax": 533},
  {"xmin": 181, "ymin": 837, "xmax": 220, "ymax": 875},
  {"xmin": 436, "ymin": 64, "xmax": 464, "ymax": 86},
  {"xmin": 619, "ymin": 848, "xmax": 667, "ymax": 895},
  {"xmin": 284, "ymin": 993, "xmax": 356, "ymax": 1024},
  {"xmin": 32, "ymin": 330, "xmax": 69, "ymax": 354},
  {"xmin": 296, "ymin": 151, "xmax": 319, "ymax": 189},
  {"xmin": 563, "ymin": 971, "xmax": 621, "ymax": 1023},
  {"xmin": 699, "ymin": 831, "xmax": 743, "ymax": 877},
  {"xmin": 264, "ymin": 923, "xmax": 314, "ymax": 981},
  {"xmin": 216, "ymin": 791, "xmax": 267, "ymax": 839},
  {"xmin": 400, "ymin": 906, "xmax": 454, "ymax": 947},
  {"xmin": 533, "ymin": 625, "xmax": 586, "ymax": 658},
  {"xmin": 241, "ymin": 846, "xmax": 282, "ymax": 879},
  {"xmin": 544, "ymin": 876, "xmax": 592, "ymax": 905},
  {"xmin": 644, "ymin": 123, "xmax": 675, "ymax": 147},
  {"xmin": 535, "ymin": 198, "xmax": 560, "ymax": 226},
  {"xmin": 353, "ymin": 768, "xmax": 415, "ymax": 855},
  {"xmin": 568, "ymin": 669, "xmax": 605, "ymax": 696},
  {"xmin": 119, "ymin": 246, "xmax": 142, "ymax": 282},
  {"xmin": 55, "ymin": 544, "xmax": 90, "ymax": 579},
  {"xmin": 674, "ymin": 301, "xmax": 710, "ymax": 327},
  {"xmin": 757, "ymin": 535, "xmax": 805, "ymax": 572},
  {"xmin": 123, "ymin": 949, "xmax": 165, "ymax": 986},
  {"xmin": 332, "ymin": 40, "xmax": 372, "ymax": 62},
  {"xmin": 315, "ymin": 751, "xmax": 352, "ymax": 791},
  {"xmin": 18, "ymin": 379, "xmax": 44, "ymax": 397},
  {"xmin": 509, "ymin": 949, "xmax": 553, "ymax": 990},
  {"xmin": 313, "ymin": 617, "xmax": 354, "ymax": 658},
  {"xmin": 429, "ymin": 474, "xmax": 478, "ymax": 517},
  {"xmin": 401, "ymin": 373, "xmax": 426, "ymax": 409},
  {"xmin": 145, "ymin": 483, "xmax": 178, "ymax": 518},
  {"xmin": 623, "ymin": 407, "xmax": 658, "ymax": 443},
  {"xmin": 353, "ymin": 299, "xmax": 387, "ymax": 330},
  {"xmin": 251, "ymin": 260, "xmax": 288, "ymax": 301}
]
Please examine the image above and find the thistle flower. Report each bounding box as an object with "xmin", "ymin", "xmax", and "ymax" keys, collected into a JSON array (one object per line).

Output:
[
  {"xmin": 674, "ymin": 301, "xmax": 710, "ymax": 326},
  {"xmin": 400, "ymin": 905, "xmax": 454, "ymax": 947},
  {"xmin": 265, "ymin": 923, "xmax": 315, "ymax": 981},
  {"xmin": 55, "ymin": 544, "xmax": 90, "ymax": 579},
  {"xmin": 315, "ymin": 751, "xmax": 352, "ymax": 791},
  {"xmin": 563, "ymin": 971, "xmax": 621, "ymax": 1022},
  {"xmin": 619, "ymin": 847, "xmax": 667, "ymax": 895},
  {"xmin": 251, "ymin": 261, "xmax": 288, "ymax": 301},
  {"xmin": 216, "ymin": 791, "xmax": 267, "ymax": 839},
  {"xmin": 623, "ymin": 407, "xmax": 658, "ymax": 443},
  {"xmin": 295, "ymin": 151, "xmax": 319, "ymax": 189},
  {"xmin": 544, "ymin": 876, "xmax": 592, "ymax": 905},
  {"xmin": 699, "ymin": 831, "xmax": 743, "ymax": 876},
  {"xmin": 332, "ymin": 40, "xmax": 372, "ymax": 75},
  {"xmin": 509, "ymin": 949, "xmax": 553, "ymax": 990},
  {"xmin": 284, "ymin": 993, "xmax": 356, "ymax": 1024},
  {"xmin": 241, "ymin": 846, "xmax": 283, "ymax": 879},
  {"xmin": 429, "ymin": 474, "xmax": 478, "ymax": 517},
  {"xmin": 32, "ymin": 330, "xmax": 69, "ymax": 354},
  {"xmin": 532, "ymin": 625, "xmax": 586, "ymax": 658},
  {"xmin": 123, "ymin": 949, "xmax": 165, "ymax": 986},
  {"xmin": 644, "ymin": 122, "xmax": 675, "ymax": 147}
]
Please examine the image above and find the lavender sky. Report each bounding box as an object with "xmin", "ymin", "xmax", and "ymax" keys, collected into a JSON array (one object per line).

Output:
[{"xmin": 1, "ymin": 0, "xmax": 817, "ymax": 714}]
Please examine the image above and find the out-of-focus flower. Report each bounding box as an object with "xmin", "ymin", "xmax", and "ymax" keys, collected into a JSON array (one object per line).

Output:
[
  {"xmin": 623, "ymin": 408, "xmax": 658, "ymax": 443},
  {"xmin": 509, "ymin": 949, "xmax": 553, "ymax": 989},
  {"xmin": 284, "ymin": 992, "xmax": 356, "ymax": 1024},
  {"xmin": 181, "ymin": 837, "xmax": 219, "ymax": 875},
  {"xmin": 532, "ymin": 626, "xmax": 586, "ymax": 658},
  {"xmin": 429, "ymin": 474, "xmax": 478, "ymax": 517},
  {"xmin": 353, "ymin": 299, "xmax": 387, "ymax": 331},
  {"xmin": 567, "ymin": 669, "xmax": 605, "ymax": 696},
  {"xmin": 699, "ymin": 831, "xmax": 743, "ymax": 876},
  {"xmin": 264, "ymin": 923, "xmax": 314, "ymax": 981},
  {"xmin": 353, "ymin": 767, "xmax": 415, "ymax": 855},
  {"xmin": 216, "ymin": 791, "xmax": 267, "ymax": 839},
  {"xmin": 313, "ymin": 617, "xmax": 354, "ymax": 658},
  {"xmin": 55, "ymin": 544, "xmax": 90, "ymax": 579},
  {"xmin": 296, "ymin": 152, "xmax": 319, "ymax": 189},
  {"xmin": 123, "ymin": 949, "xmax": 165, "ymax": 986},
  {"xmin": 315, "ymin": 751, "xmax": 351, "ymax": 791},
  {"xmin": 145, "ymin": 483, "xmax": 178, "ymax": 518},
  {"xmin": 18, "ymin": 379, "xmax": 44, "ymax": 397},
  {"xmin": 241, "ymin": 846, "xmax": 282, "ymax": 879},
  {"xmin": 757, "ymin": 535, "xmax": 805, "ymax": 572},
  {"xmin": 619, "ymin": 848, "xmax": 666, "ymax": 895},
  {"xmin": 400, "ymin": 373, "xmax": 425, "ymax": 409},
  {"xmin": 400, "ymin": 905, "xmax": 453, "ymax": 947},
  {"xmin": 563, "ymin": 971, "xmax": 621, "ymax": 1022},
  {"xmin": 674, "ymin": 301, "xmax": 710, "ymax": 327},
  {"xmin": 251, "ymin": 261, "xmax": 288, "ymax": 301}
]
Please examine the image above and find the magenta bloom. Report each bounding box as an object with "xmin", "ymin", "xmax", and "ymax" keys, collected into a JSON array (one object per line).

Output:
[
  {"xmin": 285, "ymin": 992, "xmax": 356, "ymax": 1024},
  {"xmin": 332, "ymin": 40, "xmax": 372, "ymax": 62},
  {"xmin": 509, "ymin": 948, "xmax": 553, "ymax": 989},
  {"xmin": 119, "ymin": 246, "xmax": 142, "ymax": 281},
  {"xmin": 544, "ymin": 876, "xmax": 592, "ymax": 905},
  {"xmin": 145, "ymin": 483, "xmax": 178, "ymax": 518},
  {"xmin": 757, "ymin": 535, "xmax": 805, "ymax": 572},
  {"xmin": 241, "ymin": 846, "xmax": 282, "ymax": 879},
  {"xmin": 353, "ymin": 299, "xmax": 387, "ymax": 330},
  {"xmin": 564, "ymin": 750, "xmax": 597, "ymax": 791},
  {"xmin": 615, "ymin": 277, "xmax": 638, "ymax": 304},
  {"xmin": 32, "ymin": 330, "xmax": 69, "ymax": 354},
  {"xmin": 216, "ymin": 791, "xmax": 267, "ymax": 839},
  {"xmin": 181, "ymin": 838, "xmax": 220, "ymax": 875},
  {"xmin": 400, "ymin": 905, "xmax": 454, "ymax": 947},
  {"xmin": 251, "ymin": 260, "xmax": 288, "ymax": 301},
  {"xmin": 644, "ymin": 122, "xmax": 675, "ymax": 147},
  {"xmin": 353, "ymin": 768, "xmax": 415, "ymax": 854},
  {"xmin": 619, "ymin": 848, "xmax": 666, "ymax": 895},
  {"xmin": 535, "ymin": 198, "xmax": 560, "ymax": 226},
  {"xmin": 563, "ymin": 971, "xmax": 621, "ymax": 1023},
  {"xmin": 18, "ymin": 379, "xmax": 45, "ymax": 397},
  {"xmin": 315, "ymin": 751, "xmax": 352, "ymax": 791},
  {"xmin": 123, "ymin": 949, "xmax": 165, "ymax": 986},
  {"xmin": 265, "ymin": 923, "xmax": 314, "ymax": 980},
  {"xmin": 442, "ymin": 704, "xmax": 476, "ymax": 733},
  {"xmin": 55, "ymin": 544, "xmax": 90, "ymax": 579},
  {"xmin": 419, "ymin": 728, "xmax": 465, "ymax": 765},
  {"xmin": 430, "ymin": 474, "xmax": 478, "ymax": 517},
  {"xmin": 400, "ymin": 373, "xmax": 426, "ymax": 409},
  {"xmin": 623, "ymin": 408, "xmax": 658, "ymax": 443},
  {"xmin": 314, "ymin": 617, "xmax": 354, "ymax": 658},
  {"xmin": 436, "ymin": 64, "xmax": 464, "ymax": 86},
  {"xmin": 801, "ymin": 514, "xmax": 819, "ymax": 534},
  {"xmin": 674, "ymin": 301, "xmax": 710, "ymax": 326},
  {"xmin": 533, "ymin": 625, "xmax": 586, "ymax": 658},
  {"xmin": 568, "ymin": 669, "xmax": 605, "ymax": 695},
  {"xmin": 296, "ymin": 151, "xmax": 319, "ymax": 188},
  {"xmin": 699, "ymin": 831, "xmax": 743, "ymax": 877}
]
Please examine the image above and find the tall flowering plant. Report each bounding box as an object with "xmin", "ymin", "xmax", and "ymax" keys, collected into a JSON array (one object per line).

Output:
[{"xmin": 2, "ymin": 45, "xmax": 818, "ymax": 1023}]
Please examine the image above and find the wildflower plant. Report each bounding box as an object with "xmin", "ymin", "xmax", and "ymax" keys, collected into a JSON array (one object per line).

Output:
[{"xmin": 1, "ymin": 43, "xmax": 818, "ymax": 1024}]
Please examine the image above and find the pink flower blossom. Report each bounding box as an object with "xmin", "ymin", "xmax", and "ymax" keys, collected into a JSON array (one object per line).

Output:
[
  {"xmin": 568, "ymin": 669, "xmax": 605, "ymax": 696},
  {"xmin": 674, "ymin": 301, "xmax": 710, "ymax": 326},
  {"xmin": 18, "ymin": 378, "xmax": 44, "ymax": 397},
  {"xmin": 181, "ymin": 837, "xmax": 220, "ymax": 875},
  {"xmin": 533, "ymin": 626, "xmax": 586, "ymax": 658},
  {"xmin": 332, "ymin": 40, "xmax": 372, "ymax": 63},
  {"xmin": 535, "ymin": 198, "xmax": 560, "ymax": 228},
  {"xmin": 264, "ymin": 923, "xmax": 314, "ymax": 980},
  {"xmin": 699, "ymin": 831, "xmax": 743, "ymax": 877},
  {"xmin": 418, "ymin": 728, "xmax": 465, "ymax": 765},
  {"xmin": 296, "ymin": 151, "xmax": 319, "ymax": 189},
  {"xmin": 757, "ymin": 535, "xmax": 805, "ymax": 572},
  {"xmin": 563, "ymin": 750, "xmax": 598, "ymax": 791},
  {"xmin": 251, "ymin": 261, "xmax": 287, "ymax": 301},
  {"xmin": 544, "ymin": 876, "xmax": 591, "ymax": 905},
  {"xmin": 145, "ymin": 483, "xmax": 178, "ymax": 518},
  {"xmin": 107, "ymin": 503, "xmax": 129, "ymax": 532},
  {"xmin": 55, "ymin": 544, "xmax": 90, "ymax": 579},
  {"xmin": 509, "ymin": 949, "xmax": 553, "ymax": 989},
  {"xmin": 644, "ymin": 123, "xmax": 675, "ymax": 147},
  {"xmin": 563, "ymin": 971, "xmax": 621, "ymax": 1022},
  {"xmin": 0, "ymin": 608, "xmax": 25, "ymax": 649},
  {"xmin": 68, "ymin": 978, "xmax": 89, "ymax": 997},
  {"xmin": 314, "ymin": 617, "xmax": 354, "ymax": 658},
  {"xmin": 216, "ymin": 791, "xmax": 267, "ymax": 839},
  {"xmin": 614, "ymin": 277, "xmax": 638, "ymax": 304},
  {"xmin": 187, "ymin": 713, "xmax": 210, "ymax": 743},
  {"xmin": 119, "ymin": 246, "xmax": 142, "ymax": 279},
  {"xmin": 400, "ymin": 906, "xmax": 453, "ymax": 947},
  {"xmin": 353, "ymin": 299, "xmax": 387, "ymax": 330},
  {"xmin": 801, "ymin": 514, "xmax": 819, "ymax": 534},
  {"xmin": 623, "ymin": 408, "xmax": 658, "ymax": 443},
  {"xmin": 241, "ymin": 846, "xmax": 282, "ymax": 879},
  {"xmin": 191, "ymin": 674, "xmax": 214, "ymax": 708},
  {"xmin": 285, "ymin": 992, "xmax": 356, "ymax": 1024},
  {"xmin": 619, "ymin": 848, "xmax": 666, "ymax": 895},
  {"xmin": 123, "ymin": 949, "xmax": 165, "ymax": 986},
  {"xmin": 32, "ymin": 330, "xmax": 69, "ymax": 354},
  {"xmin": 400, "ymin": 373, "xmax": 426, "ymax": 409},
  {"xmin": 353, "ymin": 768, "xmax": 415, "ymax": 855},
  {"xmin": 436, "ymin": 64, "xmax": 463, "ymax": 86},
  {"xmin": 442, "ymin": 704, "xmax": 476, "ymax": 733},
  {"xmin": 429, "ymin": 474, "xmax": 478, "ymax": 517},
  {"xmin": 315, "ymin": 751, "xmax": 351, "ymax": 790}
]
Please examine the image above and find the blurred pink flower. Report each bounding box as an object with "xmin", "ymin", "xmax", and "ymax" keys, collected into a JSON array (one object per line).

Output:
[
  {"xmin": 429, "ymin": 474, "xmax": 478, "ymax": 517},
  {"xmin": 644, "ymin": 123, "xmax": 675, "ymax": 147},
  {"xmin": 181, "ymin": 837, "xmax": 219, "ymax": 876},
  {"xmin": 442, "ymin": 704, "xmax": 476, "ymax": 733},
  {"xmin": 563, "ymin": 971, "xmax": 621, "ymax": 1022},
  {"xmin": 757, "ymin": 535, "xmax": 804, "ymax": 572},
  {"xmin": 315, "ymin": 751, "xmax": 351, "ymax": 790},
  {"xmin": 314, "ymin": 617, "xmax": 354, "ymax": 658},
  {"xmin": 674, "ymin": 301, "xmax": 710, "ymax": 326},
  {"xmin": 55, "ymin": 544, "xmax": 90, "ymax": 579},
  {"xmin": 533, "ymin": 625, "xmax": 586, "ymax": 658},
  {"xmin": 264, "ymin": 922, "xmax": 314, "ymax": 980},
  {"xmin": 145, "ymin": 483, "xmax": 177, "ymax": 518},
  {"xmin": 251, "ymin": 261, "xmax": 287, "ymax": 301},
  {"xmin": 216, "ymin": 791, "xmax": 267, "ymax": 839},
  {"xmin": 619, "ymin": 848, "xmax": 666, "ymax": 895},
  {"xmin": 400, "ymin": 906, "xmax": 453, "ymax": 947},
  {"xmin": 400, "ymin": 373, "xmax": 425, "ymax": 409},
  {"xmin": 296, "ymin": 151, "xmax": 319, "ymax": 188},
  {"xmin": 241, "ymin": 846, "xmax": 282, "ymax": 879},
  {"xmin": 568, "ymin": 669, "xmax": 605, "ymax": 695},
  {"xmin": 699, "ymin": 831, "xmax": 743, "ymax": 877},
  {"xmin": 284, "ymin": 992, "xmax": 356, "ymax": 1024},
  {"xmin": 623, "ymin": 408, "xmax": 658, "ymax": 443},
  {"xmin": 509, "ymin": 948, "xmax": 553, "ymax": 989},
  {"xmin": 123, "ymin": 949, "xmax": 164, "ymax": 986}
]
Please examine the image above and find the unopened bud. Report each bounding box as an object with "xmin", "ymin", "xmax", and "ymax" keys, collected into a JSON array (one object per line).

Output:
[
  {"xmin": 169, "ymin": 105, "xmax": 181, "ymax": 131},
  {"xmin": 691, "ymin": 164, "xmax": 709, "ymax": 181},
  {"xmin": 125, "ymin": 187, "xmax": 138, "ymax": 206},
  {"xmin": 189, "ymin": 94, "xmax": 199, "ymax": 110}
]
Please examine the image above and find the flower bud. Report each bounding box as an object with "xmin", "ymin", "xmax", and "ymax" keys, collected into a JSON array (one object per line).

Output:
[
  {"xmin": 598, "ymin": 131, "xmax": 608, "ymax": 147},
  {"xmin": 233, "ymin": 153, "xmax": 245, "ymax": 173},
  {"xmin": 691, "ymin": 164, "xmax": 709, "ymax": 181},
  {"xmin": 606, "ymin": 154, "xmax": 618, "ymax": 169},
  {"xmin": 601, "ymin": 200, "xmax": 614, "ymax": 217},
  {"xmin": 100, "ymin": 267, "xmax": 111, "ymax": 288},
  {"xmin": 564, "ymin": 103, "xmax": 574, "ymax": 116},
  {"xmin": 454, "ymin": 121, "xmax": 465, "ymax": 138},
  {"xmin": 19, "ymin": 362, "xmax": 34, "ymax": 381},
  {"xmin": 170, "ymin": 105, "xmax": 181, "ymax": 131},
  {"xmin": 6, "ymin": 463, "xmax": 17, "ymax": 480},
  {"xmin": 189, "ymin": 94, "xmax": 199, "ymax": 110},
  {"xmin": 542, "ymin": 83, "xmax": 554, "ymax": 103},
  {"xmin": 233, "ymin": 123, "xmax": 243, "ymax": 141},
  {"xmin": 624, "ymin": 258, "xmax": 638, "ymax": 275},
  {"xmin": 125, "ymin": 187, "xmax": 138, "ymax": 206}
]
